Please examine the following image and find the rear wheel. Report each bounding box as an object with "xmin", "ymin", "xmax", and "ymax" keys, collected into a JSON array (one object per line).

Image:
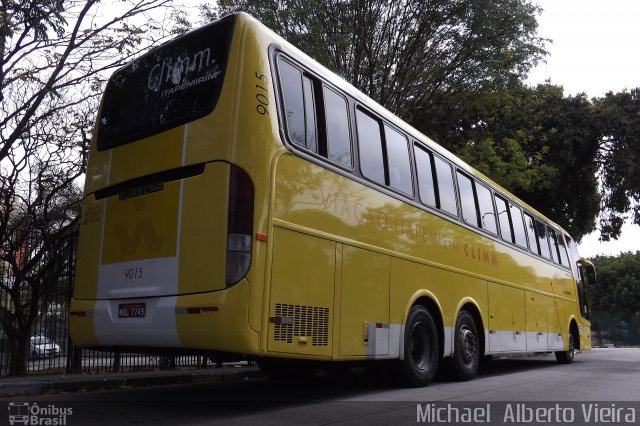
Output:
[
  {"xmin": 399, "ymin": 305, "xmax": 439, "ymax": 387},
  {"xmin": 451, "ymin": 310, "xmax": 480, "ymax": 380},
  {"xmin": 555, "ymin": 329, "xmax": 577, "ymax": 364}
]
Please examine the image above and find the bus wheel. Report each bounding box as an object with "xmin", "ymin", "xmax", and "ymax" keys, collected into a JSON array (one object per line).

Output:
[
  {"xmin": 452, "ymin": 310, "xmax": 480, "ymax": 380},
  {"xmin": 400, "ymin": 305, "xmax": 439, "ymax": 387},
  {"xmin": 555, "ymin": 329, "xmax": 576, "ymax": 364}
]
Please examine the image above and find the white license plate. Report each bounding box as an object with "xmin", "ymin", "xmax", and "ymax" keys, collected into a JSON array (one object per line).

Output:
[{"xmin": 118, "ymin": 303, "xmax": 146, "ymax": 318}]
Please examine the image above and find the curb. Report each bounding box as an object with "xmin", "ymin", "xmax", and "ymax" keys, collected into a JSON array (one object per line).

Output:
[{"xmin": 0, "ymin": 367, "xmax": 261, "ymax": 398}]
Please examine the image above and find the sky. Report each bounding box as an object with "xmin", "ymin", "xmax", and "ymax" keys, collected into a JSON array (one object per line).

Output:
[{"xmin": 525, "ymin": 0, "xmax": 640, "ymax": 258}]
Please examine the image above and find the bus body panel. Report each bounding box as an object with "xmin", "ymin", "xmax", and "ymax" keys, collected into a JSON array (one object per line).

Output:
[
  {"xmin": 75, "ymin": 161, "xmax": 230, "ymax": 302},
  {"xmin": 339, "ymin": 246, "xmax": 390, "ymax": 358},
  {"xmin": 109, "ymin": 126, "xmax": 185, "ymax": 189},
  {"xmin": 488, "ymin": 283, "xmax": 526, "ymax": 352},
  {"xmin": 267, "ymin": 227, "xmax": 334, "ymax": 358},
  {"xmin": 525, "ymin": 291, "xmax": 552, "ymax": 351},
  {"xmin": 70, "ymin": 280, "xmax": 258, "ymax": 354},
  {"xmin": 268, "ymin": 152, "xmax": 583, "ymax": 358},
  {"xmin": 74, "ymin": 195, "xmax": 103, "ymax": 300}
]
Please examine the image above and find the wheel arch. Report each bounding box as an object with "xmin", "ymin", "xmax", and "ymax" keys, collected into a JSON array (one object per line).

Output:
[
  {"xmin": 568, "ymin": 317, "xmax": 580, "ymax": 350},
  {"xmin": 403, "ymin": 290, "xmax": 444, "ymax": 361},
  {"xmin": 454, "ymin": 299, "xmax": 486, "ymax": 359}
]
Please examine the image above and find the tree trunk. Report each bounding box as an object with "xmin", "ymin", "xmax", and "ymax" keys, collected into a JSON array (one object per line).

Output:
[{"xmin": 9, "ymin": 331, "xmax": 31, "ymax": 375}]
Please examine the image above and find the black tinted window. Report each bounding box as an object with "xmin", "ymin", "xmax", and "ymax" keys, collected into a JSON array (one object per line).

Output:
[
  {"xmin": 495, "ymin": 196, "xmax": 513, "ymax": 242},
  {"xmin": 302, "ymin": 77, "xmax": 317, "ymax": 152},
  {"xmin": 384, "ymin": 125, "xmax": 412, "ymax": 194},
  {"xmin": 97, "ymin": 17, "xmax": 235, "ymax": 150},
  {"xmin": 558, "ymin": 234, "xmax": 571, "ymax": 266},
  {"xmin": 324, "ymin": 88, "xmax": 352, "ymax": 167},
  {"xmin": 457, "ymin": 172, "xmax": 478, "ymax": 227},
  {"xmin": 524, "ymin": 213, "xmax": 538, "ymax": 254},
  {"xmin": 548, "ymin": 228, "xmax": 560, "ymax": 264},
  {"xmin": 477, "ymin": 183, "xmax": 497, "ymax": 234},
  {"xmin": 510, "ymin": 204, "xmax": 528, "ymax": 248},
  {"xmin": 356, "ymin": 109, "xmax": 384, "ymax": 183},
  {"xmin": 434, "ymin": 157, "xmax": 457, "ymax": 216},
  {"xmin": 279, "ymin": 60, "xmax": 305, "ymax": 146},
  {"xmin": 415, "ymin": 146, "xmax": 436, "ymax": 207},
  {"xmin": 536, "ymin": 220, "xmax": 551, "ymax": 259}
]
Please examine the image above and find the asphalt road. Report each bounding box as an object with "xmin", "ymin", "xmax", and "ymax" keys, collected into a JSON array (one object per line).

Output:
[{"xmin": 3, "ymin": 348, "xmax": 640, "ymax": 426}]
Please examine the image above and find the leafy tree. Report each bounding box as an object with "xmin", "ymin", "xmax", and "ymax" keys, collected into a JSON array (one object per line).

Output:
[
  {"xmin": 594, "ymin": 89, "xmax": 640, "ymax": 241},
  {"xmin": 0, "ymin": 0, "xmax": 182, "ymax": 374},
  {"xmin": 419, "ymin": 83, "xmax": 601, "ymax": 240},
  {"xmin": 590, "ymin": 252, "xmax": 640, "ymax": 315},
  {"xmin": 210, "ymin": 0, "xmax": 547, "ymax": 119}
]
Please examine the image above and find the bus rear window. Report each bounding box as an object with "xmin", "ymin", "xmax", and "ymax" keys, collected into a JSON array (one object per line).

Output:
[{"xmin": 97, "ymin": 16, "xmax": 235, "ymax": 151}]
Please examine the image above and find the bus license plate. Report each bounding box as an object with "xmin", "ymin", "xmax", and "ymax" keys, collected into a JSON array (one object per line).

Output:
[{"xmin": 118, "ymin": 303, "xmax": 146, "ymax": 318}]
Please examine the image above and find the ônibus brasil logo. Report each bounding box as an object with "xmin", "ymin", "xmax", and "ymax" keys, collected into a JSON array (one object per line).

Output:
[{"xmin": 8, "ymin": 402, "xmax": 73, "ymax": 425}]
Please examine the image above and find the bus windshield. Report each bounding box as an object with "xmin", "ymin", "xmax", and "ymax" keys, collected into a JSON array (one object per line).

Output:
[{"xmin": 97, "ymin": 15, "xmax": 235, "ymax": 151}]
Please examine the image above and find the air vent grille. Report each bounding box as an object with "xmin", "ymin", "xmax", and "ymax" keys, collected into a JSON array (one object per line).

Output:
[{"xmin": 273, "ymin": 303, "xmax": 329, "ymax": 346}]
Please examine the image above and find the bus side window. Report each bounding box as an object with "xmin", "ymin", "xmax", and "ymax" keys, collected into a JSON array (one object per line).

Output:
[
  {"xmin": 548, "ymin": 227, "xmax": 561, "ymax": 264},
  {"xmin": 434, "ymin": 156, "xmax": 458, "ymax": 216},
  {"xmin": 414, "ymin": 145, "xmax": 437, "ymax": 207},
  {"xmin": 457, "ymin": 172, "xmax": 478, "ymax": 227},
  {"xmin": 356, "ymin": 109, "xmax": 412, "ymax": 195},
  {"xmin": 535, "ymin": 220, "xmax": 551, "ymax": 259},
  {"xmin": 524, "ymin": 213, "xmax": 539, "ymax": 255},
  {"xmin": 323, "ymin": 87, "xmax": 352, "ymax": 167},
  {"xmin": 495, "ymin": 195, "xmax": 513, "ymax": 243},
  {"xmin": 278, "ymin": 59, "xmax": 306, "ymax": 146},
  {"xmin": 356, "ymin": 109, "xmax": 385, "ymax": 184},
  {"xmin": 558, "ymin": 233, "xmax": 571, "ymax": 266},
  {"xmin": 384, "ymin": 125, "xmax": 413, "ymax": 195},
  {"xmin": 510, "ymin": 204, "xmax": 528, "ymax": 249},
  {"xmin": 476, "ymin": 182, "xmax": 497, "ymax": 234},
  {"xmin": 302, "ymin": 77, "xmax": 317, "ymax": 152}
]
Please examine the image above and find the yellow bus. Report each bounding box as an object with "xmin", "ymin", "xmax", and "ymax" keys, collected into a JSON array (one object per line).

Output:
[{"xmin": 70, "ymin": 12, "xmax": 595, "ymax": 386}]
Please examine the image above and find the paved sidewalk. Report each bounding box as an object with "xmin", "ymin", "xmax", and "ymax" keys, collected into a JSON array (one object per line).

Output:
[{"xmin": 0, "ymin": 365, "xmax": 261, "ymax": 398}]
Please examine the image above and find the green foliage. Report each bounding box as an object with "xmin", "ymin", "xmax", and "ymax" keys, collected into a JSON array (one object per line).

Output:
[
  {"xmin": 590, "ymin": 252, "xmax": 640, "ymax": 315},
  {"xmin": 417, "ymin": 83, "xmax": 602, "ymax": 240},
  {"xmin": 594, "ymin": 89, "xmax": 640, "ymax": 240},
  {"xmin": 0, "ymin": 1, "xmax": 65, "ymax": 40},
  {"xmin": 214, "ymin": 0, "xmax": 547, "ymax": 118}
]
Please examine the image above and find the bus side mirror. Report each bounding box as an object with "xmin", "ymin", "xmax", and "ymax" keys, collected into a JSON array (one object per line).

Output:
[
  {"xmin": 585, "ymin": 264, "xmax": 596, "ymax": 286},
  {"xmin": 577, "ymin": 258, "xmax": 596, "ymax": 286}
]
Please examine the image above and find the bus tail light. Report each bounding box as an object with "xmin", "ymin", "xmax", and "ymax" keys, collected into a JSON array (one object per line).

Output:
[{"xmin": 226, "ymin": 165, "xmax": 254, "ymax": 285}]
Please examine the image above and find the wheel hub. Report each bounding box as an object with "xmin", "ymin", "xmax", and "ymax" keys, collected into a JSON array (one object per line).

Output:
[{"xmin": 459, "ymin": 325, "xmax": 477, "ymax": 365}]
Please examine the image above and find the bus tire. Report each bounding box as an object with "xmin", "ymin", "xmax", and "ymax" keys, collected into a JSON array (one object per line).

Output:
[
  {"xmin": 555, "ymin": 329, "xmax": 577, "ymax": 364},
  {"xmin": 451, "ymin": 310, "xmax": 480, "ymax": 380},
  {"xmin": 400, "ymin": 305, "xmax": 439, "ymax": 387}
]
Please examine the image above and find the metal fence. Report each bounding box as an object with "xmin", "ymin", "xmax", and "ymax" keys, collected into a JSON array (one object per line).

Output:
[
  {"xmin": 0, "ymin": 234, "xmax": 212, "ymax": 377},
  {"xmin": 590, "ymin": 311, "xmax": 640, "ymax": 348},
  {"xmin": 0, "ymin": 230, "xmax": 75, "ymax": 376}
]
